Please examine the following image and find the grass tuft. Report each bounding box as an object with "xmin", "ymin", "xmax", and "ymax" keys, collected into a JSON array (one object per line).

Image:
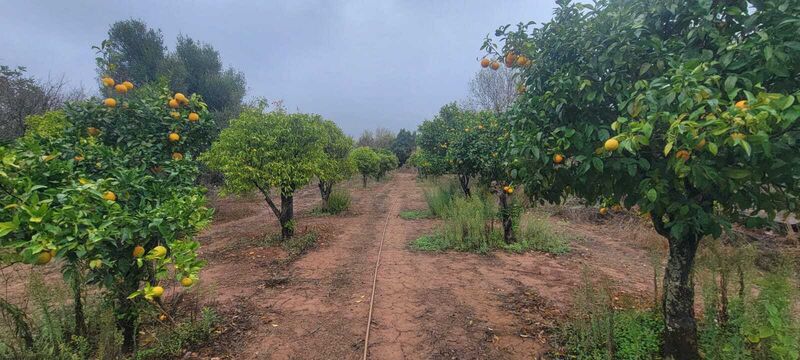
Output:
[{"xmin": 399, "ymin": 209, "xmax": 432, "ymax": 220}]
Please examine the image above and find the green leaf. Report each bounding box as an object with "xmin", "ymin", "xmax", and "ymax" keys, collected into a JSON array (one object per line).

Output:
[
  {"xmin": 663, "ymin": 142, "xmax": 674, "ymax": 156},
  {"xmin": 646, "ymin": 189, "xmax": 657, "ymax": 202},
  {"xmin": 707, "ymin": 142, "xmax": 718, "ymax": 155},
  {"xmin": 724, "ymin": 76, "xmax": 737, "ymax": 93}
]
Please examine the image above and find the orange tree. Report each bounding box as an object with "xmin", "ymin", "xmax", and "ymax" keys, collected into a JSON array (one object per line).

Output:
[
  {"xmin": 485, "ymin": 0, "xmax": 800, "ymax": 358},
  {"xmin": 447, "ymin": 110, "xmax": 519, "ymax": 243},
  {"xmin": 349, "ymin": 146, "xmax": 381, "ymax": 187},
  {"xmin": 0, "ymin": 80, "xmax": 214, "ymax": 351},
  {"xmin": 374, "ymin": 149, "xmax": 399, "ymax": 181},
  {"xmin": 317, "ymin": 120, "xmax": 354, "ymax": 210},
  {"xmin": 201, "ymin": 107, "xmax": 327, "ymax": 239},
  {"xmin": 415, "ymin": 103, "xmax": 475, "ymax": 196}
]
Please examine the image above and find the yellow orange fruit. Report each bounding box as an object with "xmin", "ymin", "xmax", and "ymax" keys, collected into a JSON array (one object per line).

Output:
[
  {"xmin": 490, "ymin": 61, "xmax": 500, "ymax": 70},
  {"xmin": 188, "ymin": 112, "xmax": 199, "ymax": 122},
  {"xmin": 480, "ymin": 58, "xmax": 490, "ymax": 68},
  {"xmin": 604, "ymin": 138, "xmax": 619, "ymax": 151},
  {"xmin": 553, "ymin": 154, "xmax": 564, "ymax": 164},
  {"xmin": 103, "ymin": 191, "xmax": 117, "ymax": 202},
  {"xmin": 152, "ymin": 245, "xmax": 167, "ymax": 258},
  {"xmin": 114, "ymin": 84, "xmax": 128, "ymax": 93},
  {"xmin": 695, "ymin": 139, "xmax": 706, "ymax": 150},
  {"xmin": 180, "ymin": 277, "xmax": 193, "ymax": 287},
  {"xmin": 170, "ymin": 111, "xmax": 181, "ymax": 120},
  {"xmin": 122, "ymin": 81, "xmax": 134, "ymax": 90},
  {"xmin": 730, "ymin": 132, "xmax": 746, "ymax": 141},
  {"xmin": 516, "ymin": 56, "xmax": 527, "ymax": 66},
  {"xmin": 168, "ymin": 99, "xmax": 179, "ymax": 109},
  {"xmin": 35, "ymin": 251, "xmax": 52, "ymax": 265},
  {"xmin": 132, "ymin": 245, "xmax": 145, "ymax": 258},
  {"xmin": 505, "ymin": 52, "xmax": 517, "ymax": 67},
  {"xmin": 174, "ymin": 93, "xmax": 188, "ymax": 104},
  {"xmin": 172, "ymin": 152, "xmax": 184, "ymax": 161},
  {"xmin": 103, "ymin": 98, "xmax": 117, "ymax": 108},
  {"xmin": 168, "ymin": 132, "xmax": 180, "ymax": 142},
  {"xmin": 101, "ymin": 77, "xmax": 115, "ymax": 87},
  {"xmin": 675, "ymin": 150, "xmax": 690, "ymax": 161},
  {"xmin": 599, "ymin": 207, "xmax": 608, "ymax": 215},
  {"xmin": 735, "ymin": 100, "xmax": 748, "ymax": 110},
  {"xmin": 151, "ymin": 286, "xmax": 164, "ymax": 297}
]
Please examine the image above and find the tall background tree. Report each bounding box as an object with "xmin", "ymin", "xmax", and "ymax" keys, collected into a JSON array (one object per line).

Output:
[
  {"xmin": 465, "ymin": 66, "xmax": 518, "ymax": 113},
  {"xmin": 0, "ymin": 66, "xmax": 84, "ymax": 142},
  {"xmin": 98, "ymin": 20, "xmax": 246, "ymax": 131},
  {"xmin": 357, "ymin": 127, "xmax": 395, "ymax": 149},
  {"xmin": 390, "ymin": 128, "xmax": 416, "ymax": 166}
]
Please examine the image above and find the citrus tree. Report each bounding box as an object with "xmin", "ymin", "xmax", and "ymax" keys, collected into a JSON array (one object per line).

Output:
[
  {"xmin": 0, "ymin": 79, "xmax": 213, "ymax": 351},
  {"xmin": 485, "ymin": 0, "xmax": 800, "ymax": 357},
  {"xmin": 349, "ymin": 146, "xmax": 381, "ymax": 187},
  {"xmin": 317, "ymin": 120, "xmax": 354, "ymax": 210},
  {"xmin": 201, "ymin": 107, "xmax": 326, "ymax": 239},
  {"xmin": 374, "ymin": 149, "xmax": 399, "ymax": 181},
  {"xmin": 415, "ymin": 103, "xmax": 474, "ymax": 195}
]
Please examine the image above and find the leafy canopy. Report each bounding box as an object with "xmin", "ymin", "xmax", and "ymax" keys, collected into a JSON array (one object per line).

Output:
[
  {"xmin": 488, "ymin": 0, "xmax": 800, "ymax": 240},
  {"xmin": 349, "ymin": 146, "xmax": 381, "ymax": 178},
  {"xmin": 200, "ymin": 107, "xmax": 327, "ymax": 195}
]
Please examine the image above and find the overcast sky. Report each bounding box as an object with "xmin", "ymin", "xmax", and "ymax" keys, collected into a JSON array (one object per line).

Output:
[{"xmin": 0, "ymin": 0, "xmax": 555, "ymax": 136}]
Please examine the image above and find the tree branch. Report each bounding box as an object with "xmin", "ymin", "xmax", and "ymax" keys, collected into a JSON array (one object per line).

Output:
[{"xmin": 252, "ymin": 181, "xmax": 281, "ymax": 219}]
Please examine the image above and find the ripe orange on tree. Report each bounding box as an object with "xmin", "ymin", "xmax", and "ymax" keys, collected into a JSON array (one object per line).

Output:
[
  {"xmin": 114, "ymin": 84, "xmax": 128, "ymax": 94},
  {"xmin": 188, "ymin": 112, "xmax": 199, "ymax": 122},
  {"xmin": 172, "ymin": 152, "xmax": 184, "ymax": 161},
  {"xmin": 101, "ymin": 77, "xmax": 115, "ymax": 87},
  {"xmin": 168, "ymin": 132, "xmax": 181, "ymax": 142},
  {"xmin": 604, "ymin": 138, "xmax": 619, "ymax": 151},
  {"xmin": 516, "ymin": 55, "xmax": 528, "ymax": 67},
  {"xmin": 505, "ymin": 52, "xmax": 517, "ymax": 67},
  {"xmin": 180, "ymin": 277, "xmax": 193, "ymax": 287},
  {"xmin": 151, "ymin": 286, "xmax": 164, "ymax": 297},
  {"xmin": 675, "ymin": 150, "xmax": 690, "ymax": 161},
  {"xmin": 103, "ymin": 98, "xmax": 117, "ymax": 108},
  {"xmin": 122, "ymin": 81, "xmax": 134, "ymax": 91},
  {"xmin": 553, "ymin": 153, "xmax": 564, "ymax": 164},
  {"xmin": 735, "ymin": 100, "xmax": 748, "ymax": 110},
  {"xmin": 102, "ymin": 191, "xmax": 117, "ymax": 202},
  {"xmin": 170, "ymin": 111, "xmax": 181, "ymax": 120},
  {"xmin": 490, "ymin": 61, "xmax": 500, "ymax": 70},
  {"xmin": 599, "ymin": 207, "xmax": 608, "ymax": 215},
  {"xmin": 174, "ymin": 92, "xmax": 188, "ymax": 104},
  {"xmin": 168, "ymin": 99, "xmax": 179, "ymax": 109},
  {"xmin": 480, "ymin": 58, "xmax": 490, "ymax": 68},
  {"xmin": 87, "ymin": 127, "xmax": 101, "ymax": 136},
  {"xmin": 132, "ymin": 245, "xmax": 145, "ymax": 258}
]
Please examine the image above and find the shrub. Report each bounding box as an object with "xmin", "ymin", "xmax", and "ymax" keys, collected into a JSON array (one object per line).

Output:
[
  {"xmin": 507, "ymin": 213, "xmax": 570, "ymax": 254},
  {"xmin": 422, "ymin": 180, "xmax": 460, "ymax": 217},
  {"xmin": 324, "ymin": 189, "xmax": 351, "ymax": 215},
  {"xmin": 317, "ymin": 120, "xmax": 354, "ymax": 209},
  {"xmin": 399, "ymin": 210, "xmax": 432, "ymax": 220}
]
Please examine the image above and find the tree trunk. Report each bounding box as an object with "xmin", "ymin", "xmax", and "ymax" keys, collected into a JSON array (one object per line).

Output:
[
  {"xmin": 116, "ymin": 275, "xmax": 139, "ymax": 353},
  {"xmin": 661, "ymin": 232, "xmax": 701, "ymax": 360},
  {"xmin": 72, "ymin": 272, "xmax": 87, "ymax": 338},
  {"xmin": 498, "ymin": 191, "xmax": 515, "ymax": 243},
  {"xmin": 718, "ymin": 270, "xmax": 729, "ymax": 326},
  {"xmin": 362, "ymin": 174, "xmax": 368, "ymax": 188},
  {"xmin": 280, "ymin": 193, "xmax": 294, "ymax": 239},
  {"xmin": 318, "ymin": 181, "xmax": 332, "ymax": 210},
  {"xmin": 458, "ymin": 174, "xmax": 471, "ymax": 197}
]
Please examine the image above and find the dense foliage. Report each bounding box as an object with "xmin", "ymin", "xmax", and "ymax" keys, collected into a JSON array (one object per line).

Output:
[
  {"xmin": 349, "ymin": 146, "xmax": 381, "ymax": 187},
  {"xmin": 317, "ymin": 120, "xmax": 354, "ymax": 210},
  {"xmin": 0, "ymin": 81, "xmax": 214, "ymax": 351},
  {"xmin": 484, "ymin": 0, "xmax": 800, "ymax": 357},
  {"xmin": 201, "ymin": 107, "xmax": 328, "ymax": 239},
  {"xmin": 390, "ymin": 128, "xmax": 416, "ymax": 165}
]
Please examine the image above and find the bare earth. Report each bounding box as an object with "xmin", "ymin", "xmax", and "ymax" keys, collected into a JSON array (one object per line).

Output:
[{"xmin": 189, "ymin": 170, "xmax": 661, "ymax": 359}]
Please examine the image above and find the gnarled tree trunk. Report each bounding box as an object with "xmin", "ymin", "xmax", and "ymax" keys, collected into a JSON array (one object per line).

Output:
[
  {"xmin": 654, "ymin": 216, "xmax": 701, "ymax": 360},
  {"xmin": 318, "ymin": 180, "xmax": 333, "ymax": 210},
  {"xmin": 498, "ymin": 191, "xmax": 515, "ymax": 243},
  {"xmin": 279, "ymin": 194, "xmax": 294, "ymax": 239}
]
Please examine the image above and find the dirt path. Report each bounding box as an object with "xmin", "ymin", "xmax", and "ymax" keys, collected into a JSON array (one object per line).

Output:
[{"xmin": 192, "ymin": 171, "xmax": 660, "ymax": 359}]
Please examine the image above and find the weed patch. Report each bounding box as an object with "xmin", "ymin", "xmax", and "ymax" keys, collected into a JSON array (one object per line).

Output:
[{"xmin": 399, "ymin": 209, "xmax": 432, "ymax": 220}]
